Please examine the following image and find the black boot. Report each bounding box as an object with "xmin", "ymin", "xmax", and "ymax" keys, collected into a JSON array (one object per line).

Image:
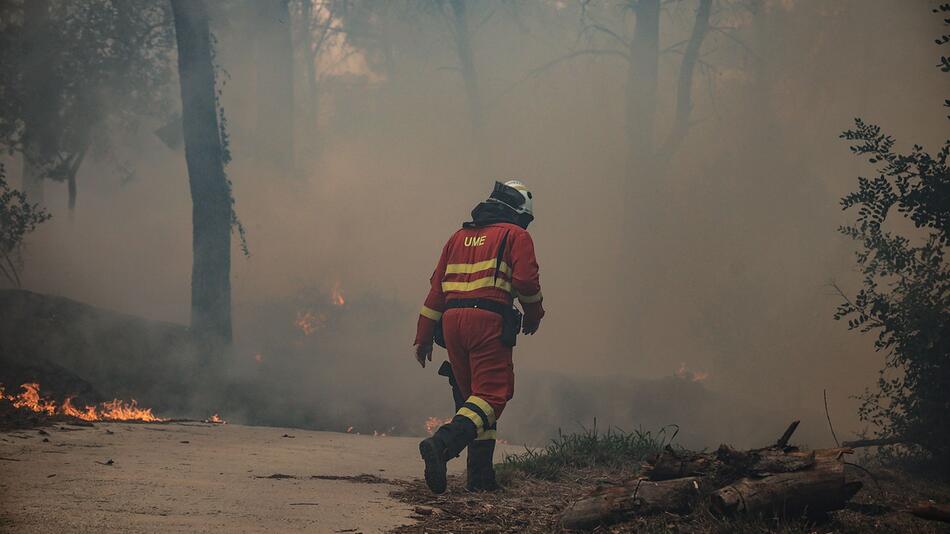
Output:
[
  {"xmin": 466, "ymin": 439, "xmax": 499, "ymax": 492},
  {"xmin": 419, "ymin": 416, "xmax": 477, "ymax": 494}
]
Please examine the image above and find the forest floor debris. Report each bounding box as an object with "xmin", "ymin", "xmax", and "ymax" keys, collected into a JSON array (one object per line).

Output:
[
  {"xmin": 390, "ymin": 464, "xmax": 950, "ymax": 533},
  {"xmin": 388, "ymin": 424, "xmax": 950, "ymax": 533}
]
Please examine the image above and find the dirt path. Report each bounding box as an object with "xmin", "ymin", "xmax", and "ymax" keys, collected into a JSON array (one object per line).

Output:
[{"xmin": 0, "ymin": 422, "xmax": 516, "ymax": 533}]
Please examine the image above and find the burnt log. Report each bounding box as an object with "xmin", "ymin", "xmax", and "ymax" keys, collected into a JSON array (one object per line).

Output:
[
  {"xmin": 642, "ymin": 445, "xmax": 823, "ymax": 482},
  {"xmin": 561, "ymin": 477, "xmax": 702, "ymax": 530},
  {"xmin": 749, "ymin": 449, "xmax": 815, "ymax": 475},
  {"xmin": 710, "ymin": 454, "xmax": 861, "ymax": 517},
  {"xmin": 641, "ymin": 448, "xmax": 718, "ymax": 481}
]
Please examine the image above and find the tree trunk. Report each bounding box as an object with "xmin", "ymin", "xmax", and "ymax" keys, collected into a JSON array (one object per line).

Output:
[
  {"xmin": 656, "ymin": 0, "xmax": 712, "ymax": 169},
  {"xmin": 302, "ymin": 0, "xmax": 328, "ymax": 165},
  {"xmin": 171, "ymin": 0, "xmax": 233, "ymax": 347},
  {"xmin": 20, "ymin": 0, "xmax": 57, "ymax": 206},
  {"xmin": 561, "ymin": 477, "xmax": 703, "ymax": 530},
  {"xmin": 66, "ymin": 142, "xmax": 89, "ymax": 214},
  {"xmin": 710, "ymin": 455, "xmax": 861, "ymax": 517},
  {"xmin": 20, "ymin": 157, "xmax": 44, "ymax": 206},
  {"xmin": 619, "ymin": 0, "xmax": 661, "ymax": 345},
  {"xmin": 448, "ymin": 0, "xmax": 489, "ymax": 169},
  {"xmin": 254, "ymin": 0, "xmax": 295, "ymax": 175},
  {"xmin": 624, "ymin": 0, "xmax": 659, "ymax": 183}
]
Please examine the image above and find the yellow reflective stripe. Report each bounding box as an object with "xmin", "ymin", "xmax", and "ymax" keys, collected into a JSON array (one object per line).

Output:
[
  {"xmin": 475, "ymin": 429, "xmax": 497, "ymax": 441},
  {"xmin": 420, "ymin": 306, "xmax": 443, "ymax": 321},
  {"xmin": 445, "ymin": 259, "xmax": 511, "ymax": 276},
  {"xmin": 456, "ymin": 407, "xmax": 484, "ymax": 431},
  {"xmin": 465, "ymin": 396, "xmax": 496, "ymax": 426},
  {"xmin": 441, "ymin": 276, "xmax": 512, "ymax": 294},
  {"xmin": 518, "ymin": 290, "xmax": 543, "ymax": 304}
]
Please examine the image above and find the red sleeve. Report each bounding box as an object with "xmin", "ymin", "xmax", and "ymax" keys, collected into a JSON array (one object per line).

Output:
[
  {"xmin": 414, "ymin": 239, "xmax": 450, "ymax": 345},
  {"xmin": 509, "ymin": 230, "xmax": 545, "ymax": 322}
]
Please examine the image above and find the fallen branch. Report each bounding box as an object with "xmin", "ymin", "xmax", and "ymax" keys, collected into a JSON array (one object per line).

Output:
[
  {"xmin": 561, "ymin": 477, "xmax": 703, "ymax": 530},
  {"xmin": 840, "ymin": 437, "xmax": 904, "ymax": 448},
  {"xmin": 775, "ymin": 420, "xmax": 800, "ymax": 449}
]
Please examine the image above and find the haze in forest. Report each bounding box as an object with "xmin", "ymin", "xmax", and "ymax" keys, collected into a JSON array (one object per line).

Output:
[{"xmin": 3, "ymin": 0, "xmax": 946, "ymax": 447}]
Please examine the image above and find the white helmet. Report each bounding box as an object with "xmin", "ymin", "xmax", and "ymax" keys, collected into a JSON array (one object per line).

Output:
[{"xmin": 489, "ymin": 179, "xmax": 533, "ymax": 218}]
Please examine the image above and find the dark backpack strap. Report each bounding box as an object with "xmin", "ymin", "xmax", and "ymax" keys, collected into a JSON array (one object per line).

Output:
[{"xmin": 492, "ymin": 230, "xmax": 510, "ymax": 284}]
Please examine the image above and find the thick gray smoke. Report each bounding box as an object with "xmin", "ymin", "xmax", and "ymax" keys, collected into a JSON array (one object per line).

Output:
[{"xmin": 6, "ymin": 0, "xmax": 946, "ymax": 448}]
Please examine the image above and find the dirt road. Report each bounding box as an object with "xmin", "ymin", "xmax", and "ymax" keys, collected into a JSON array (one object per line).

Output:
[{"xmin": 0, "ymin": 422, "xmax": 514, "ymax": 533}]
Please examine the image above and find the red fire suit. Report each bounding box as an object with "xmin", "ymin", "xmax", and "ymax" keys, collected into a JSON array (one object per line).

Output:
[{"xmin": 415, "ymin": 222, "xmax": 544, "ymax": 439}]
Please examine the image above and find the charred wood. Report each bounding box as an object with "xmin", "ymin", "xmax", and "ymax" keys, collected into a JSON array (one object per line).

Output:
[{"xmin": 560, "ymin": 477, "xmax": 702, "ymax": 530}]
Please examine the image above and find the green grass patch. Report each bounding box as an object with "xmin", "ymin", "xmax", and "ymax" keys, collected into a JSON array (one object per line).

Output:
[{"xmin": 500, "ymin": 422, "xmax": 679, "ymax": 480}]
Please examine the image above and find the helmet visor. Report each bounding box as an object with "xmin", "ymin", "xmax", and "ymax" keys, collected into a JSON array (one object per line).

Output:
[{"xmin": 489, "ymin": 181, "xmax": 526, "ymax": 211}]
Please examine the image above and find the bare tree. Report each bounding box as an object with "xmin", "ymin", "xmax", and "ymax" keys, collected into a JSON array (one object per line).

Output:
[
  {"xmin": 171, "ymin": 0, "xmax": 233, "ymax": 346},
  {"xmin": 294, "ymin": 0, "xmax": 342, "ymax": 164},
  {"xmin": 447, "ymin": 0, "xmax": 488, "ymax": 160},
  {"xmin": 528, "ymin": 0, "xmax": 713, "ymax": 185},
  {"xmin": 252, "ymin": 0, "xmax": 296, "ymax": 175}
]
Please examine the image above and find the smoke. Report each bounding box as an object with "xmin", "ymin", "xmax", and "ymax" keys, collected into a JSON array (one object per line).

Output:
[{"xmin": 8, "ymin": 0, "xmax": 947, "ymax": 448}]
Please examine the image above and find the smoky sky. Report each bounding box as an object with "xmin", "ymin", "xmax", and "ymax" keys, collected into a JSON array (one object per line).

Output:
[{"xmin": 8, "ymin": 0, "xmax": 946, "ymax": 447}]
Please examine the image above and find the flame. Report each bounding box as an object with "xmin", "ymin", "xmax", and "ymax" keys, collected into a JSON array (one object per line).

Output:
[
  {"xmin": 346, "ymin": 426, "xmax": 354, "ymax": 433},
  {"xmin": 62, "ymin": 397, "xmax": 98, "ymax": 421},
  {"xmin": 675, "ymin": 363, "xmax": 709, "ymax": 383},
  {"xmin": 295, "ymin": 310, "xmax": 327, "ymax": 335},
  {"xmin": 425, "ymin": 416, "xmax": 453, "ymax": 435},
  {"xmin": 4, "ymin": 383, "xmax": 164, "ymax": 422},
  {"xmin": 98, "ymin": 399, "xmax": 162, "ymax": 422},
  {"xmin": 331, "ymin": 282, "xmax": 345, "ymax": 306},
  {"xmin": 11, "ymin": 383, "xmax": 57, "ymax": 415},
  {"xmin": 205, "ymin": 413, "xmax": 226, "ymax": 424}
]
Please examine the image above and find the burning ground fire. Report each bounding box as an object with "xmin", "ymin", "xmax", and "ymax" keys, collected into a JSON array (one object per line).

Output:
[
  {"xmin": 3, "ymin": 382, "xmax": 163, "ymax": 422},
  {"xmin": 425, "ymin": 416, "xmax": 453, "ymax": 435},
  {"xmin": 1, "ymin": 383, "xmax": 226, "ymax": 424},
  {"xmin": 295, "ymin": 310, "xmax": 327, "ymax": 335},
  {"xmin": 675, "ymin": 362, "xmax": 709, "ymax": 383},
  {"xmin": 331, "ymin": 281, "xmax": 345, "ymax": 306},
  {"xmin": 294, "ymin": 282, "xmax": 347, "ymax": 336}
]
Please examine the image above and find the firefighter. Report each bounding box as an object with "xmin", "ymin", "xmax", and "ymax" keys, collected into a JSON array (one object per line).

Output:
[{"xmin": 413, "ymin": 180, "xmax": 545, "ymax": 494}]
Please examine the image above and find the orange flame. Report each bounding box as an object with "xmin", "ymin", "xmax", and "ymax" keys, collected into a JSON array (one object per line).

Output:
[
  {"xmin": 4, "ymin": 383, "xmax": 164, "ymax": 422},
  {"xmin": 205, "ymin": 413, "xmax": 226, "ymax": 424},
  {"xmin": 62, "ymin": 397, "xmax": 98, "ymax": 421},
  {"xmin": 295, "ymin": 310, "xmax": 327, "ymax": 335},
  {"xmin": 425, "ymin": 416, "xmax": 453, "ymax": 435},
  {"xmin": 675, "ymin": 363, "xmax": 709, "ymax": 383},
  {"xmin": 11, "ymin": 383, "xmax": 57, "ymax": 415},
  {"xmin": 331, "ymin": 282, "xmax": 345, "ymax": 306}
]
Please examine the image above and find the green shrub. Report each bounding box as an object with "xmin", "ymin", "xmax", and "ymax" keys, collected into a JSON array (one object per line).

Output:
[{"xmin": 0, "ymin": 165, "xmax": 51, "ymax": 287}]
